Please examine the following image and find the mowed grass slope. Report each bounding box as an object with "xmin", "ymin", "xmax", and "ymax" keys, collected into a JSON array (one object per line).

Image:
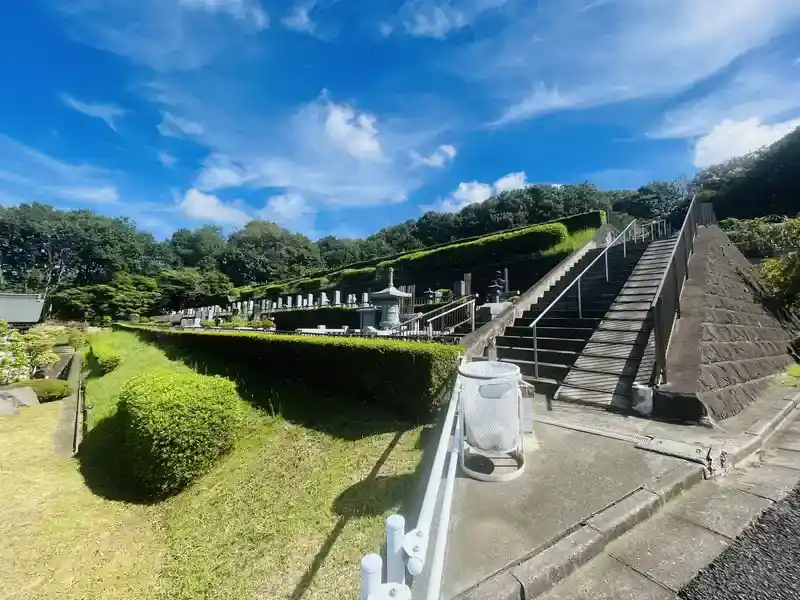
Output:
[{"xmin": 0, "ymin": 330, "xmax": 423, "ymax": 600}]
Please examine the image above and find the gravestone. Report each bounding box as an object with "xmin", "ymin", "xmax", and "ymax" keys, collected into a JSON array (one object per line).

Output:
[
  {"xmin": 277, "ymin": 297, "xmax": 283, "ymax": 309},
  {"xmin": 454, "ymin": 280, "xmax": 466, "ymax": 297},
  {"xmin": 286, "ymin": 296, "xmax": 293, "ymax": 309},
  {"xmin": 333, "ymin": 290, "xmax": 341, "ymax": 306},
  {"xmin": 321, "ymin": 292, "xmax": 329, "ymax": 306},
  {"xmin": 307, "ymin": 293, "xmax": 314, "ymax": 308},
  {"xmin": 296, "ymin": 294, "xmax": 303, "ymax": 308},
  {"xmin": 361, "ymin": 292, "xmax": 369, "ymax": 306}
]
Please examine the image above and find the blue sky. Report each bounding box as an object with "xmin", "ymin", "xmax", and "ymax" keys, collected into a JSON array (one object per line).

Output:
[{"xmin": 1, "ymin": 0, "xmax": 799, "ymax": 240}]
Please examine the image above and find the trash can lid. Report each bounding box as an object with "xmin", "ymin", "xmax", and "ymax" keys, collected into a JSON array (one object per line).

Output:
[{"xmin": 458, "ymin": 360, "xmax": 521, "ymax": 380}]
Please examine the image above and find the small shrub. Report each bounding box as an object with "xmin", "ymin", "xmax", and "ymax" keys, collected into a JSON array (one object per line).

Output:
[
  {"xmin": 10, "ymin": 378, "xmax": 73, "ymax": 401},
  {"xmin": 89, "ymin": 339, "xmax": 122, "ymax": 374},
  {"xmin": 153, "ymin": 320, "xmax": 171, "ymax": 328},
  {"xmin": 102, "ymin": 316, "xmax": 113, "ymax": 327},
  {"xmin": 200, "ymin": 320, "xmax": 216, "ymax": 329},
  {"xmin": 129, "ymin": 313, "xmax": 140, "ymax": 323},
  {"xmin": 67, "ymin": 327, "xmax": 88, "ymax": 349},
  {"xmin": 250, "ymin": 319, "xmax": 275, "ymax": 329},
  {"xmin": 118, "ymin": 368, "xmax": 242, "ymax": 496},
  {"xmin": 139, "ymin": 316, "xmax": 151, "ymax": 323},
  {"xmin": 220, "ymin": 317, "xmax": 247, "ymax": 329}
]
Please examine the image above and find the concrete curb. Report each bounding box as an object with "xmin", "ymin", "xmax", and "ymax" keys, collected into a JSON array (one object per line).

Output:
[
  {"xmin": 456, "ymin": 392, "xmax": 800, "ymax": 600},
  {"xmin": 722, "ymin": 391, "xmax": 800, "ymax": 468},
  {"xmin": 457, "ymin": 463, "xmax": 705, "ymax": 600}
]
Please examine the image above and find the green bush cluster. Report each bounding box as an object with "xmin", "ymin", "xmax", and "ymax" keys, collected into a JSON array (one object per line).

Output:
[
  {"xmin": 241, "ymin": 211, "xmax": 605, "ymax": 299},
  {"xmin": 129, "ymin": 313, "xmax": 140, "ymax": 323},
  {"xmin": 10, "ymin": 378, "xmax": 73, "ymax": 401},
  {"xmin": 200, "ymin": 320, "xmax": 217, "ymax": 329},
  {"xmin": 118, "ymin": 367, "xmax": 242, "ymax": 496},
  {"xmin": 67, "ymin": 327, "xmax": 88, "ymax": 349},
  {"xmin": 219, "ymin": 316, "xmax": 248, "ymax": 329},
  {"xmin": 249, "ymin": 319, "xmax": 275, "ymax": 329},
  {"xmin": 89, "ymin": 339, "xmax": 122, "ymax": 374},
  {"xmin": 120, "ymin": 325, "xmax": 460, "ymax": 420},
  {"xmin": 101, "ymin": 316, "xmax": 113, "ymax": 327}
]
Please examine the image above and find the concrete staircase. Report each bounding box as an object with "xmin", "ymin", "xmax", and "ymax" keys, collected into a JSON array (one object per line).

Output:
[
  {"xmin": 483, "ymin": 241, "xmax": 653, "ymax": 399},
  {"xmin": 555, "ymin": 237, "xmax": 677, "ymax": 407}
]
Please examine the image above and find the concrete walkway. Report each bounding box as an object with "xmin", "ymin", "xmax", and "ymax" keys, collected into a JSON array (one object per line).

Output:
[
  {"xmin": 435, "ymin": 380, "xmax": 800, "ymax": 600},
  {"xmin": 538, "ymin": 407, "xmax": 800, "ymax": 600}
]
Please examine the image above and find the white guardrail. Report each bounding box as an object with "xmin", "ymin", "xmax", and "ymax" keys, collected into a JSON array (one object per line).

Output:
[{"xmin": 360, "ymin": 357, "xmax": 464, "ymax": 600}]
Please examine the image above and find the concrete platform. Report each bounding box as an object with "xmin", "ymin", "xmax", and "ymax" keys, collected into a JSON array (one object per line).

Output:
[
  {"xmin": 441, "ymin": 423, "xmax": 686, "ymax": 598},
  {"xmin": 434, "ymin": 381, "xmax": 800, "ymax": 600}
]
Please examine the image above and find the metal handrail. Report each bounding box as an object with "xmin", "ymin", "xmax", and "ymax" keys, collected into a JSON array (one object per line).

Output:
[
  {"xmin": 392, "ymin": 294, "xmax": 477, "ymax": 332},
  {"xmin": 649, "ymin": 196, "xmax": 717, "ymax": 385},
  {"xmin": 425, "ymin": 297, "xmax": 477, "ymax": 335},
  {"xmin": 527, "ymin": 219, "xmax": 640, "ymax": 378}
]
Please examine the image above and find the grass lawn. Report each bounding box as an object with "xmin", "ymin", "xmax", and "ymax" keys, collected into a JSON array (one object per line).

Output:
[
  {"xmin": 0, "ymin": 330, "xmax": 424, "ymax": 600},
  {"xmin": 786, "ymin": 363, "xmax": 800, "ymax": 387}
]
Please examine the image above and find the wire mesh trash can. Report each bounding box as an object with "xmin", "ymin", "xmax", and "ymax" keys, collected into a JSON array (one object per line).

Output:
[{"xmin": 457, "ymin": 360, "xmax": 526, "ymax": 482}]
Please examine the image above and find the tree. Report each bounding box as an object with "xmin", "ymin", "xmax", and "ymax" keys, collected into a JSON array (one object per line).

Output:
[
  {"xmin": 221, "ymin": 220, "xmax": 324, "ymax": 285},
  {"xmin": 317, "ymin": 236, "xmax": 364, "ymax": 269},
  {"xmin": 23, "ymin": 326, "xmax": 60, "ymax": 377},
  {"xmin": 157, "ymin": 267, "xmax": 234, "ymax": 311},
  {"xmin": 0, "ymin": 321, "xmax": 30, "ymax": 384},
  {"xmin": 170, "ymin": 225, "xmax": 227, "ymax": 270}
]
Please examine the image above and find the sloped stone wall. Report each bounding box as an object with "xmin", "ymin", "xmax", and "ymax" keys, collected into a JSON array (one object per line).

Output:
[{"xmin": 655, "ymin": 225, "xmax": 796, "ymax": 422}]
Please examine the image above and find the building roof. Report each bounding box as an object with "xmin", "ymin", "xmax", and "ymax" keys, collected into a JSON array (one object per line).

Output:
[{"xmin": 0, "ymin": 293, "xmax": 45, "ymax": 325}]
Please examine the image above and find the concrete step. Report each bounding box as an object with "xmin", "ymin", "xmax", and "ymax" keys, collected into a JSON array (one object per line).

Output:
[
  {"xmin": 496, "ymin": 335, "xmax": 588, "ymax": 353},
  {"xmin": 494, "ymin": 357, "xmax": 570, "ymax": 381},
  {"xmin": 589, "ymin": 329, "xmax": 647, "ymax": 344},
  {"xmin": 606, "ymin": 301, "xmax": 652, "ymax": 312},
  {"xmin": 555, "ymin": 384, "xmax": 630, "ymax": 407},
  {"xmin": 560, "ymin": 370, "xmax": 635, "ymax": 394},
  {"xmin": 506, "ymin": 325, "xmax": 595, "ymax": 339},
  {"xmin": 596, "ymin": 319, "xmax": 650, "ymax": 332},
  {"xmin": 581, "ymin": 341, "xmax": 644, "ymax": 359},
  {"xmin": 520, "ymin": 316, "xmax": 603, "ymax": 329},
  {"xmin": 601, "ymin": 309, "xmax": 651, "ymax": 321},
  {"xmin": 494, "ymin": 346, "xmax": 579, "ymax": 366},
  {"xmin": 572, "ymin": 355, "xmax": 640, "ymax": 377}
]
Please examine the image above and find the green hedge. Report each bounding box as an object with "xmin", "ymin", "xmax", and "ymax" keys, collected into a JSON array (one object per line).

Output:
[
  {"xmin": 119, "ymin": 367, "xmax": 242, "ymax": 496},
  {"xmin": 118, "ymin": 325, "xmax": 460, "ymax": 421},
  {"xmin": 10, "ymin": 379, "xmax": 73, "ymax": 401},
  {"xmin": 241, "ymin": 210, "xmax": 605, "ymax": 299},
  {"xmin": 268, "ymin": 307, "xmax": 360, "ymax": 331},
  {"xmin": 89, "ymin": 339, "xmax": 122, "ymax": 374}
]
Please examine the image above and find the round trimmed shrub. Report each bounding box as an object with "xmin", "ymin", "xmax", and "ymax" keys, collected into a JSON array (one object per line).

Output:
[
  {"xmin": 10, "ymin": 379, "xmax": 73, "ymax": 401},
  {"xmin": 89, "ymin": 340, "xmax": 122, "ymax": 374},
  {"xmin": 200, "ymin": 320, "xmax": 216, "ymax": 328},
  {"xmin": 118, "ymin": 368, "xmax": 242, "ymax": 496}
]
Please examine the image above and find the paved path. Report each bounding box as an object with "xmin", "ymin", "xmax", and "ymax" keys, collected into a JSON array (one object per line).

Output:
[
  {"xmin": 536, "ymin": 412, "xmax": 800, "ymax": 600},
  {"xmin": 680, "ymin": 484, "xmax": 800, "ymax": 600}
]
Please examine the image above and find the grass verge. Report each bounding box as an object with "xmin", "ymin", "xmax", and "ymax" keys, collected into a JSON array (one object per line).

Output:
[
  {"xmin": 1, "ymin": 329, "xmax": 424, "ymax": 600},
  {"xmin": 786, "ymin": 363, "xmax": 800, "ymax": 387}
]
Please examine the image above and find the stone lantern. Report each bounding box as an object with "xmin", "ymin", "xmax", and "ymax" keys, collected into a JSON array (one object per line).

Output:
[{"xmin": 369, "ymin": 268, "xmax": 413, "ymax": 330}]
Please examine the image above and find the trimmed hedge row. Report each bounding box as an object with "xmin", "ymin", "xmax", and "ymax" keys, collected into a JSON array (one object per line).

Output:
[
  {"xmin": 242, "ymin": 210, "xmax": 605, "ymax": 299},
  {"xmin": 119, "ymin": 367, "xmax": 242, "ymax": 496},
  {"xmin": 267, "ymin": 306, "xmax": 360, "ymax": 331},
  {"xmin": 89, "ymin": 339, "xmax": 122, "ymax": 374},
  {"xmin": 118, "ymin": 324, "xmax": 460, "ymax": 421}
]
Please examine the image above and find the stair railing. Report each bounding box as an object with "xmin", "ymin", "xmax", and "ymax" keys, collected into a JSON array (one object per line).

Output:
[
  {"xmin": 391, "ymin": 294, "xmax": 477, "ymax": 337},
  {"xmin": 649, "ymin": 197, "xmax": 717, "ymax": 385},
  {"xmin": 425, "ymin": 295, "xmax": 478, "ymax": 336},
  {"xmin": 527, "ymin": 219, "xmax": 644, "ymax": 379}
]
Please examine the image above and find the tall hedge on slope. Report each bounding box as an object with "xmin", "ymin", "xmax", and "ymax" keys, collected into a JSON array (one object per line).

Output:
[{"xmin": 119, "ymin": 325, "xmax": 460, "ymax": 421}]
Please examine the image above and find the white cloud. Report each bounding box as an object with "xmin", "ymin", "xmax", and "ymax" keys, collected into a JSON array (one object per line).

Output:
[
  {"xmin": 179, "ymin": 0, "xmax": 268, "ymax": 28},
  {"xmin": 692, "ymin": 117, "xmax": 800, "ymax": 168},
  {"xmin": 399, "ymin": 0, "xmax": 508, "ymax": 39},
  {"xmin": 411, "ymin": 143, "xmax": 457, "ymax": 167},
  {"xmin": 463, "ymin": 0, "xmax": 800, "ymax": 125},
  {"xmin": 428, "ymin": 170, "xmax": 529, "ymax": 212},
  {"xmin": 650, "ymin": 67, "xmax": 800, "ymax": 140},
  {"xmin": 258, "ymin": 193, "xmax": 317, "ymax": 234},
  {"xmin": 493, "ymin": 171, "xmax": 529, "ymax": 192},
  {"xmin": 0, "ymin": 135, "xmax": 120, "ymax": 207},
  {"xmin": 55, "ymin": 0, "xmax": 268, "ymax": 72},
  {"xmin": 55, "ymin": 186, "xmax": 119, "ymax": 203},
  {"xmin": 158, "ymin": 151, "xmax": 178, "ymax": 168},
  {"xmin": 178, "ymin": 187, "xmax": 251, "ymax": 226},
  {"xmin": 379, "ymin": 22, "xmax": 394, "ymax": 36},
  {"xmin": 157, "ymin": 111, "xmax": 205, "ymax": 138},
  {"xmin": 60, "ymin": 93, "xmax": 125, "ymax": 131},
  {"xmin": 322, "ymin": 100, "xmax": 383, "ymax": 160},
  {"xmin": 282, "ymin": 2, "xmax": 315, "ymax": 33}
]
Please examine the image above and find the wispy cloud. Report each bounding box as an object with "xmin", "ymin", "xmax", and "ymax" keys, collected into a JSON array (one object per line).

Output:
[
  {"xmin": 282, "ymin": 1, "xmax": 316, "ymax": 34},
  {"xmin": 410, "ymin": 143, "xmax": 457, "ymax": 167},
  {"xmin": 177, "ymin": 187, "xmax": 251, "ymax": 226},
  {"xmin": 461, "ymin": 0, "xmax": 800, "ymax": 125},
  {"xmin": 158, "ymin": 151, "xmax": 178, "ymax": 168},
  {"xmin": 258, "ymin": 193, "xmax": 317, "ymax": 235},
  {"xmin": 398, "ymin": 0, "xmax": 508, "ymax": 39},
  {"xmin": 0, "ymin": 135, "xmax": 120, "ymax": 206},
  {"xmin": 60, "ymin": 93, "xmax": 125, "ymax": 131},
  {"xmin": 157, "ymin": 111, "xmax": 205, "ymax": 138},
  {"xmin": 55, "ymin": 0, "xmax": 268, "ymax": 72},
  {"xmin": 425, "ymin": 170, "xmax": 529, "ymax": 212},
  {"xmin": 692, "ymin": 117, "xmax": 800, "ymax": 168}
]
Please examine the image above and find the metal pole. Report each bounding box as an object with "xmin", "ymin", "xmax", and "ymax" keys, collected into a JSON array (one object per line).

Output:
[
  {"xmin": 577, "ymin": 279, "xmax": 582, "ymax": 319},
  {"xmin": 386, "ymin": 515, "xmax": 405, "ymax": 585},
  {"xmin": 470, "ymin": 300, "xmax": 475, "ymax": 333},
  {"xmin": 623, "ymin": 233, "xmax": 627, "ymax": 257},
  {"xmin": 604, "ymin": 251, "xmax": 609, "ymax": 282},
  {"xmin": 533, "ymin": 323, "xmax": 538, "ymax": 379},
  {"xmin": 650, "ymin": 222, "xmax": 654, "ymax": 240},
  {"xmin": 361, "ymin": 554, "xmax": 382, "ymax": 600}
]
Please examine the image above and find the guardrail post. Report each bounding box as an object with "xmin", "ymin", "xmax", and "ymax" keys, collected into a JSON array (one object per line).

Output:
[
  {"xmin": 577, "ymin": 279, "xmax": 582, "ymax": 319},
  {"xmin": 604, "ymin": 251, "xmax": 609, "ymax": 282},
  {"xmin": 533, "ymin": 323, "xmax": 539, "ymax": 379},
  {"xmin": 361, "ymin": 554, "xmax": 383, "ymax": 600},
  {"xmin": 386, "ymin": 515, "xmax": 405, "ymax": 585}
]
